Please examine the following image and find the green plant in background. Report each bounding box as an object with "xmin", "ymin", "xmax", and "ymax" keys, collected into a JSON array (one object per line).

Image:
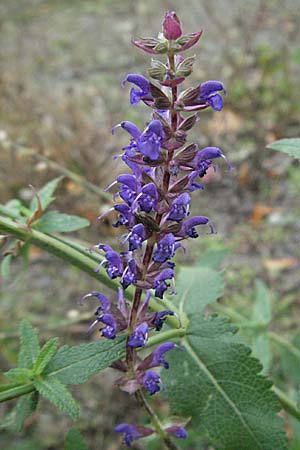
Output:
[{"xmin": 0, "ymin": 10, "xmax": 299, "ymax": 450}]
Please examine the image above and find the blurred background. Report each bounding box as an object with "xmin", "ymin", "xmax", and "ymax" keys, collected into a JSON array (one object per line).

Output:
[{"xmin": 0, "ymin": 0, "xmax": 300, "ymax": 449}]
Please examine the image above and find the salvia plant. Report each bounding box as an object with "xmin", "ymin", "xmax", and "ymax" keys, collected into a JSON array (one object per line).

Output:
[{"xmin": 1, "ymin": 10, "xmax": 298, "ymax": 450}]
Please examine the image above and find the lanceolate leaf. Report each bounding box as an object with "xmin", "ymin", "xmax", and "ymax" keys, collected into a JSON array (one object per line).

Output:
[
  {"xmin": 30, "ymin": 176, "xmax": 64, "ymax": 212},
  {"xmin": 34, "ymin": 378, "xmax": 80, "ymax": 420},
  {"xmin": 1, "ymin": 254, "xmax": 12, "ymax": 281},
  {"xmin": 32, "ymin": 211, "xmax": 89, "ymax": 233},
  {"xmin": 18, "ymin": 321, "xmax": 40, "ymax": 369},
  {"xmin": 65, "ymin": 428, "xmax": 88, "ymax": 450},
  {"xmin": 173, "ymin": 266, "xmax": 224, "ymax": 316},
  {"xmin": 266, "ymin": 138, "xmax": 300, "ymax": 160},
  {"xmin": 44, "ymin": 335, "xmax": 126, "ymax": 384},
  {"xmin": 162, "ymin": 315, "xmax": 288, "ymax": 450},
  {"xmin": 32, "ymin": 338, "xmax": 59, "ymax": 375},
  {"xmin": 1, "ymin": 391, "xmax": 39, "ymax": 432}
]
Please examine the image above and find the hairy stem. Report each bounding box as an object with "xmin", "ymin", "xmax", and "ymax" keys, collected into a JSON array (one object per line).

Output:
[
  {"xmin": 0, "ymin": 383, "xmax": 35, "ymax": 403},
  {"xmin": 135, "ymin": 390, "xmax": 181, "ymax": 450}
]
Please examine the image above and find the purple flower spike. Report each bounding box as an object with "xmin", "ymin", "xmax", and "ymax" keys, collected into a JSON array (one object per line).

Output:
[
  {"xmin": 127, "ymin": 223, "xmax": 145, "ymax": 251},
  {"xmin": 120, "ymin": 259, "xmax": 137, "ymax": 290},
  {"xmin": 99, "ymin": 314, "xmax": 117, "ymax": 339},
  {"xmin": 199, "ymin": 80, "xmax": 226, "ymax": 111},
  {"xmin": 179, "ymin": 216, "xmax": 209, "ymax": 239},
  {"xmin": 151, "ymin": 310, "xmax": 175, "ymax": 331},
  {"xmin": 165, "ymin": 425, "xmax": 187, "ymax": 439},
  {"xmin": 122, "ymin": 74, "xmax": 151, "ymax": 105},
  {"xmin": 128, "ymin": 322, "xmax": 149, "ymax": 348},
  {"xmin": 137, "ymin": 120, "xmax": 164, "ymax": 161},
  {"xmin": 153, "ymin": 233, "xmax": 176, "ymax": 263},
  {"xmin": 167, "ymin": 193, "xmax": 191, "ymax": 222},
  {"xmin": 153, "ymin": 268, "xmax": 174, "ymax": 299},
  {"xmin": 142, "ymin": 371, "xmax": 161, "ymax": 395},
  {"xmin": 137, "ymin": 183, "xmax": 158, "ymax": 213},
  {"xmin": 115, "ymin": 424, "xmax": 153, "ymax": 447}
]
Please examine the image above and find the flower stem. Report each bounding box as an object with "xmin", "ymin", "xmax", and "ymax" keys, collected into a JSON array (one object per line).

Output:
[{"xmin": 135, "ymin": 390, "xmax": 181, "ymax": 450}]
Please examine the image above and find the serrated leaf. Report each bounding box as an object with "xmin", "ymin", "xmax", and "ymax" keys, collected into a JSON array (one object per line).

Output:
[
  {"xmin": 251, "ymin": 332, "xmax": 271, "ymax": 374},
  {"xmin": 32, "ymin": 211, "xmax": 89, "ymax": 233},
  {"xmin": 65, "ymin": 428, "xmax": 88, "ymax": 450},
  {"xmin": 252, "ymin": 279, "xmax": 272, "ymax": 324},
  {"xmin": 1, "ymin": 254, "xmax": 12, "ymax": 281},
  {"xmin": 1, "ymin": 391, "xmax": 39, "ymax": 432},
  {"xmin": 30, "ymin": 176, "xmax": 64, "ymax": 212},
  {"xmin": 196, "ymin": 248, "xmax": 230, "ymax": 270},
  {"xmin": 174, "ymin": 266, "xmax": 224, "ymax": 316},
  {"xmin": 34, "ymin": 377, "xmax": 80, "ymax": 420},
  {"xmin": 4, "ymin": 199, "xmax": 23, "ymax": 218},
  {"xmin": 162, "ymin": 314, "xmax": 288, "ymax": 450},
  {"xmin": 251, "ymin": 280, "xmax": 272, "ymax": 373},
  {"xmin": 44, "ymin": 335, "xmax": 125, "ymax": 384},
  {"xmin": 32, "ymin": 338, "xmax": 59, "ymax": 375},
  {"xmin": 266, "ymin": 138, "xmax": 300, "ymax": 159},
  {"xmin": 5, "ymin": 368, "xmax": 32, "ymax": 384},
  {"xmin": 18, "ymin": 321, "xmax": 40, "ymax": 369}
]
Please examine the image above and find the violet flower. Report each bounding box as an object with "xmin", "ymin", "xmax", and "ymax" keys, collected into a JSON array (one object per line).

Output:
[
  {"xmin": 122, "ymin": 74, "xmax": 151, "ymax": 105},
  {"xmin": 142, "ymin": 370, "xmax": 161, "ymax": 395},
  {"xmin": 198, "ymin": 80, "xmax": 226, "ymax": 111},
  {"xmin": 167, "ymin": 192, "xmax": 191, "ymax": 222},
  {"xmin": 137, "ymin": 120, "xmax": 164, "ymax": 160},
  {"xmin": 128, "ymin": 322, "xmax": 149, "ymax": 348},
  {"xmin": 165, "ymin": 425, "xmax": 187, "ymax": 439},
  {"xmin": 115, "ymin": 424, "xmax": 153, "ymax": 447},
  {"xmin": 153, "ymin": 233, "xmax": 177, "ymax": 263},
  {"xmin": 126, "ymin": 223, "xmax": 145, "ymax": 251}
]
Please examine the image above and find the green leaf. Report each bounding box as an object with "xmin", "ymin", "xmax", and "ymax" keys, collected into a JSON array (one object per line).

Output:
[
  {"xmin": 32, "ymin": 338, "xmax": 59, "ymax": 375},
  {"xmin": 252, "ymin": 279, "xmax": 272, "ymax": 324},
  {"xmin": 1, "ymin": 391, "xmax": 39, "ymax": 432},
  {"xmin": 44, "ymin": 335, "xmax": 125, "ymax": 384},
  {"xmin": 174, "ymin": 266, "xmax": 224, "ymax": 316},
  {"xmin": 1, "ymin": 254, "xmax": 12, "ymax": 281},
  {"xmin": 30, "ymin": 176, "xmax": 64, "ymax": 212},
  {"xmin": 32, "ymin": 211, "xmax": 89, "ymax": 233},
  {"xmin": 162, "ymin": 314, "xmax": 288, "ymax": 450},
  {"xmin": 34, "ymin": 377, "xmax": 80, "ymax": 420},
  {"xmin": 65, "ymin": 428, "xmax": 88, "ymax": 450},
  {"xmin": 3, "ymin": 199, "xmax": 23, "ymax": 218},
  {"xmin": 266, "ymin": 138, "xmax": 300, "ymax": 159},
  {"xmin": 251, "ymin": 280, "xmax": 272, "ymax": 372},
  {"xmin": 4, "ymin": 368, "xmax": 32, "ymax": 384},
  {"xmin": 251, "ymin": 332, "xmax": 271, "ymax": 374},
  {"xmin": 196, "ymin": 247, "xmax": 230, "ymax": 270},
  {"xmin": 18, "ymin": 320, "xmax": 40, "ymax": 369}
]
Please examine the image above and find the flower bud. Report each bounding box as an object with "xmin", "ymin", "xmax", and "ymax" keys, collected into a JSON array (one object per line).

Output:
[
  {"xmin": 176, "ymin": 55, "xmax": 196, "ymax": 77},
  {"xmin": 162, "ymin": 11, "xmax": 182, "ymax": 40},
  {"xmin": 148, "ymin": 59, "xmax": 167, "ymax": 81}
]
